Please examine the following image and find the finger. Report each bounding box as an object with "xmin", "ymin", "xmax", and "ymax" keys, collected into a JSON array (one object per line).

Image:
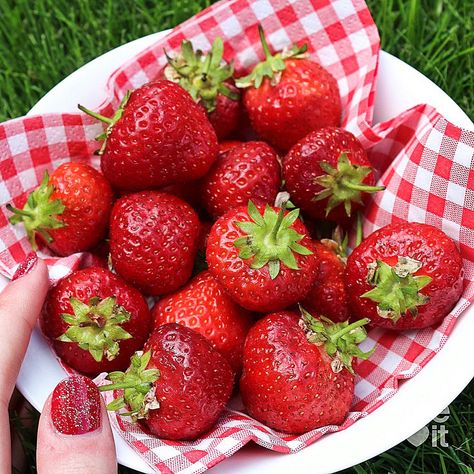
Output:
[
  {"xmin": 0, "ymin": 252, "xmax": 49, "ymax": 400},
  {"xmin": 0, "ymin": 253, "xmax": 48, "ymax": 473},
  {"xmin": 37, "ymin": 375, "xmax": 117, "ymax": 474}
]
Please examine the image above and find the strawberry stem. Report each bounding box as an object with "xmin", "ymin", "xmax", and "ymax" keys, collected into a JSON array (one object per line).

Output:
[
  {"xmin": 329, "ymin": 317, "xmax": 370, "ymax": 342},
  {"xmin": 258, "ymin": 24, "xmax": 272, "ymax": 60},
  {"xmin": 77, "ymin": 104, "xmax": 113, "ymax": 124},
  {"xmin": 270, "ymin": 201, "xmax": 287, "ymax": 242},
  {"xmin": 341, "ymin": 178, "xmax": 385, "ymax": 193}
]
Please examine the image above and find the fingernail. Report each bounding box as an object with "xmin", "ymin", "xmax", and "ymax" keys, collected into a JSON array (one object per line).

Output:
[
  {"xmin": 51, "ymin": 376, "xmax": 101, "ymax": 435},
  {"xmin": 12, "ymin": 252, "xmax": 38, "ymax": 281}
]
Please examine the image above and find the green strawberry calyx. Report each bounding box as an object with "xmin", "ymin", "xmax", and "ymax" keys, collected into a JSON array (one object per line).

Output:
[
  {"xmin": 234, "ymin": 200, "xmax": 313, "ymax": 280},
  {"xmin": 164, "ymin": 37, "xmax": 239, "ymax": 113},
  {"xmin": 235, "ymin": 24, "xmax": 308, "ymax": 89},
  {"xmin": 313, "ymin": 152, "xmax": 385, "ymax": 217},
  {"xmin": 6, "ymin": 171, "xmax": 65, "ymax": 249},
  {"xmin": 57, "ymin": 296, "xmax": 133, "ymax": 362},
  {"xmin": 78, "ymin": 90, "xmax": 131, "ymax": 155},
  {"xmin": 99, "ymin": 351, "xmax": 161, "ymax": 422},
  {"xmin": 362, "ymin": 257, "xmax": 432, "ymax": 322},
  {"xmin": 299, "ymin": 306, "xmax": 373, "ymax": 374}
]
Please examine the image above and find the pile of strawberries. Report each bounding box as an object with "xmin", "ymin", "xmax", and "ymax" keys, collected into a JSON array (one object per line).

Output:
[{"xmin": 8, "ymin": 26, "xmax": 464, "ymax": 440}]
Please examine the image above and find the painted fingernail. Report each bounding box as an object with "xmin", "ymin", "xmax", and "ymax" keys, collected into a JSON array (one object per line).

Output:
[
  {"xmin": 51, "ymin": 376, "xmax": 101, "ymax": 435},
  {"xmin": 12, "ymin": 252, "xmax": 38, "ymax": 281}
]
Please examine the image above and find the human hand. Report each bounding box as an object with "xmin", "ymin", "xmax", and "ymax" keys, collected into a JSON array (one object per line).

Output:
[{"xmin": 1, "ymin": 253, "xmax": 117, "ymax": 473}]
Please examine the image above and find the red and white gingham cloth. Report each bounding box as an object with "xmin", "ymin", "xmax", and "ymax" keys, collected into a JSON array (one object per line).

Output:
[{"xmin": 0, "ymin": 0, "xmax": 473, "ymax": 472}]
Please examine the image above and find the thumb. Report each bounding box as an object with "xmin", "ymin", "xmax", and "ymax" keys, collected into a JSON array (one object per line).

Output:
[{"xmin": 37, "ymin": 375, "xmax": 117, "ymax": 474}]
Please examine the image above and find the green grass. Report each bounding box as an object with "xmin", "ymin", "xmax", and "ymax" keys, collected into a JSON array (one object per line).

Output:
[{"xmin": 1, "ymin": 0, "xmax": 473, "ymax": 472}]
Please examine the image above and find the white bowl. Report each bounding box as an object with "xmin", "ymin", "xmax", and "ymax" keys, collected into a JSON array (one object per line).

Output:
[{"xmin": 9, "ymin": 30, "xmax": 474, "ymax": 474}]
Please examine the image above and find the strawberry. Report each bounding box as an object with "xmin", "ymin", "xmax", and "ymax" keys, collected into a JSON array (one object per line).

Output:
[
  {"xmin": 99, "ymin": 324, "xmax": 233, "ymax": 440},
  {"xmin": 283, "ymin": 127, "xmax": 384, "ymax": 223},
  {"xmin": 152, "ymin": 270, "xmax": 254, "ymax": 373},
  {"xmin": 240, "ymin": 309, "xmax": 372, "ymax": 434},
  {"xmin": 109, "ymin": 191, "xmax": 200, "ymax": 296},
  {"xmin": 236, "ymin": 25, "xmax": 341, "ymax": 151},
  {"xmin": 302, "ymin": 239, "xmax": 349, "ymax": 323},
  {"xmin": 206, "ymin": 201, "xmax": 318, "ymax": 312},
  {"xmin": 7, "ymin": 162, "xmax": 113, "ymax": 256},
  {"xmin": 78, "ymin": 80, "xmax": 218, "ymax": 191},
  {"xmin": 162, "ymin": 38, "xmax": 241, "ymax": 140},
  {"xmin": 345, "ymin": 222, "xmax": 464, "ymax": 330},
  {"xmin": 41, "ymin": 267, "xmax": 151, "ymax": 376},
  {"xmin": 201, "ymin": 141, "xmax": 281, "ymax": 219}
]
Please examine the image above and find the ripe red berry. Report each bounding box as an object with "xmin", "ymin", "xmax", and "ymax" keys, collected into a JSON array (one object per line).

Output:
[
  {"xmin": 284, "ymin": 127, "xmax": 384, "ymax": 223},
  {"xmin": 109, "ymin": 191, "xmax": 200, "ymax": 296},
  {"xmin": 206, "ymin": 201, "xmax": 318, "ymax": 312},
  {"xmin": 100, "ymin": 324, "xmax": 233, "ymax": 440},
  {"xmin": 236, "ymin": 26, "xmax": 341, "ymax": 151},
  {"xmin": 240, "ymin": 310, "xmax": 372, "ymax": 433},
  {"xmin": 345, "ymin": 222, "xmax": 464, "ymax": 330},
  {"xmin": 42, "ymin": 267, "xmax": 151, "ymax": 376},
  {"xmin": 7, "ymin": 163, "xmax": 113, "ymax": 256},
  {"xmin": 79, "ymin": 80, "xmax": 218, "ymax": 191}
]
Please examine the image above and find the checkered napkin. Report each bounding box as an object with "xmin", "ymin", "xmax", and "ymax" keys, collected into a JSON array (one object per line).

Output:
[{"xmin": 1, "ymin": 0, "xmax": 473, "ymax": 472}]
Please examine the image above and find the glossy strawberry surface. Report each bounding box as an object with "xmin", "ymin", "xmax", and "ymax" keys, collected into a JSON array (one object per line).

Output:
[
  {"xmin": 243, "ymin": 59, "xmax": 341, "ymax": 151},
  {"xmin": 201, "ymin": 141, "xmax": 281, "ymax": 219},
  {"xmin": 152, "ymin": 270, "xmax": 254, "ymax": 373},
  {"xmin": 142, "ymin": 324, "xmax": 233, "ymax": 440},
  {"xmin": 302, "ymin": 241, "xmax": 350, "ymax": 323},
  {"xmin": 47, "ymin": 163, "xmax": 114, "ymax": 256},
  {"xmin": 42, "ymin": 267, "xmax": 151, "ymax": 376},
  {"xmin": 109, "ymin": 191, "xmax": 200, "ymax": 296},
  {"xmin": 240, "ymin": 311, "xmax": 354, "ymax": 434},
  {"xmin": 206, "ymin": 205, "xmax": 318, "ymax": 312},
  {"xmin": 101, "ymin": 80, "xmax": 218, "ymax": 191},
  {"xmin": 284, "ymin": 127, "xmax": 376, "ymax": 222},
  {"xmin": 345, "ymin": 222, "xmax": 464, "ymax": 330}
]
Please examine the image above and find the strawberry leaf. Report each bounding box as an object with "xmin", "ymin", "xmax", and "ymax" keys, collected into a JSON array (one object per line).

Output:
[
  {"xmin": 312, "ymin": 152, "xmax": 385, "ymax": 217},
  {"xmin": 233, "ymin": 200, "xmax": 312, "ymax": 279},
  {"xmin": 57, "ymin": 296, "xmax": 133, "ymax": 362},
  {"xmin": 299, "ymin": 307, "xmax": 373, "ymax": 374},
  {"xmin": 6, "ymin": 171, "xmax": 65, "ymax": 249},
  {"xmin": 362, "ymin": 258, "xmax": 432, "ymax": 322}
]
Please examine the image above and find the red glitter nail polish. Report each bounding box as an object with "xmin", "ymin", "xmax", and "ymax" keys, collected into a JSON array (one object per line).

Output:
[
  {"xmin": 11, "ymin": 252, "xmax": 38, "ymax": 281},
  {"xmin": 50, "ymin": 376, "xmax": 101, "ymax": 435}
]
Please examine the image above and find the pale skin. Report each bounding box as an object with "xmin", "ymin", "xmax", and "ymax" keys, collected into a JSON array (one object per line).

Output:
[{"xmin": 0, "ymin": 258, "xmax": 117, "ymax": 473}]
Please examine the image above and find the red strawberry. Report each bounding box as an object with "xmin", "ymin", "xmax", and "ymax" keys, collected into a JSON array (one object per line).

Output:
[
  {"xmin": 162, "ymin": 38, "xmax": 241, "ymax": 140},
  {"xmin": 240, "ymin": 309, "xmax": 372, "ymax": 434},
  {"xmin": 302, "ymin": 240, "xmax": 349, "ymax": 323},
  {"xmin": 206, "ymin": 201, "xmax": 318, "ymax": 312},
  {"xmin": 100, "ymin": 324, "xmax": 233, "ymax": 440},
  {"xmin": 78, "ymin": 80, "xmax": 218, "ymax": 191},
  {"xmin": 152, "ymin": 270, "xmax": 254, "ymax": 373},
  {"xmin": 7, "ymin": 163, "xmax": 113, "ymax": 256},
  {"xmin": 283, "ymin": 127, "xmax": 384, "ymax": 223},
  {"xmin": 345, "ymin": 222, "xmax": 464, "ymax": 330},
  {"xmin": 236, "ymin": 26, "xmax": 341, "ymax": 151},
  {"xmin": 109, "ymin": 191, "xmax": 200, "ymax": 296},
  {"xmin": 42, "ymin": 267, "xmax": 151, "ymax": 376},
  {"xmin": 201, "ymin": 141, "xmax": 281, "ymax": 219}
]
